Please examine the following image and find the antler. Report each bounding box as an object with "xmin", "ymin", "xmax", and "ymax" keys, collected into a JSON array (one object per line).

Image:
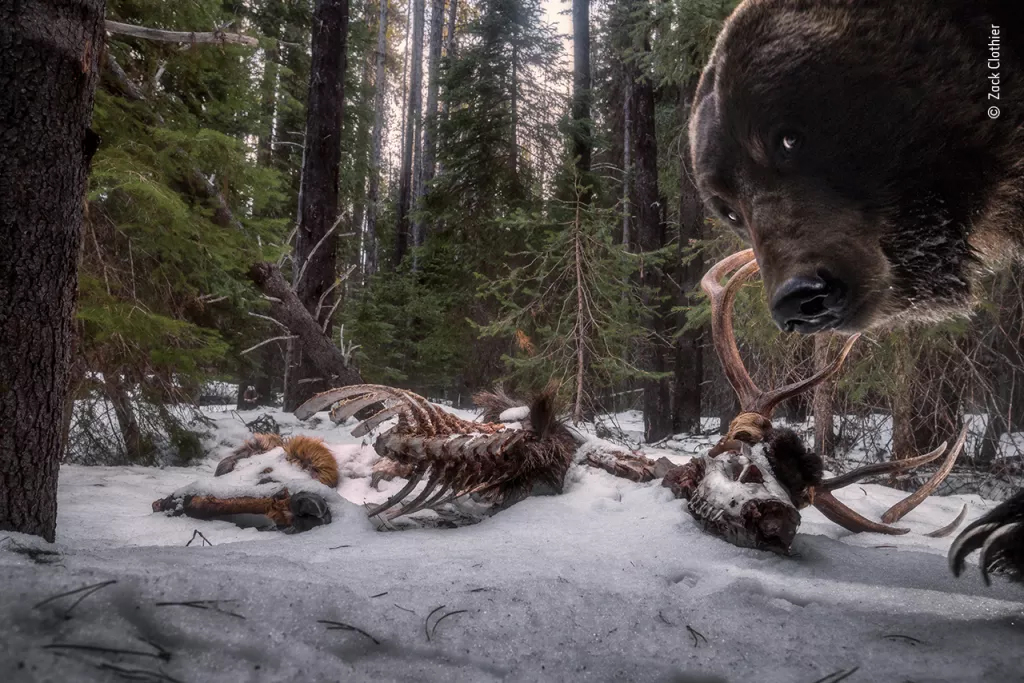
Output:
[
  {"xmin": 702, "ymin": 249, "xmax": 860, "ymax": 449},
  {"xmin": 702, "ymin": 250, "xmax": 966, "ymax": 535}
]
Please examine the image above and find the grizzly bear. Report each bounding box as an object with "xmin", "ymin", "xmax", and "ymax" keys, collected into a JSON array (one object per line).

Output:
[{"xmin": 689, "ymin": 0, "xmax": 1024, "ymax": 583}]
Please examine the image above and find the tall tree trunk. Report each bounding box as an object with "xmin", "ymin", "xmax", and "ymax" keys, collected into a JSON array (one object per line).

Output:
[
  {"xmin": 413, "ymin": 0, "xmax": 445, "ymax": 246},
  {"xmin": 1, "ymin": 0, "xmax": 105, "ymax": 541},
  {"xmin": 364, "ymin": 0, "xmax": 389, "ymax": 277},
  {"xmin": 444, "ymin": 0, "xmax": 458, "ymax": 58},
  {"xmin": 440, "ymin": 0, "xmax": 459, "ymax": 127},
  {"xmin": 629, "ymin": 37, "xmax": 671, "ymax": 443},
  {"xmin": 256, "ymin": 27, "xmax": 281, "ymax": 167},
  {"xmin": 349, "ymin": 50, "xmax": 373, "ymax": 267},
  {"xmin": 812, "ymin": 335, "xmax": 838, "ymax": 457},
  {"xmin": 621, "ymin": 73, "xmax": 632, "ymax": 246},
  {"xmin": 283, "ymin": 0, "xmax": 350, "ymax": 412},
  {"xmin": 103, "ymin": 373, "xmax": 154, "ymax": 465},
  {"xmin": 395, "ymin": 0, "xmax": 424, "ymax": 266},
  {"xmin": 571, "ymin": 0, "xmax": 592, "ymax": 197},
  {"xmin": 673, "ymin": 80, "xmax": 704, "ymax": 434},
  {"xmin": 510, "ymin": 38, "xmax": 519, "ymax": 176}
]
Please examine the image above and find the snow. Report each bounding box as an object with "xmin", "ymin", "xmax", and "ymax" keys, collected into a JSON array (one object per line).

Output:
[
  {"xmin": 3, "ymin": 407, "xmax": 1023, "ymax": 682},
  {"xmin": 498, "ymin": 405, "xmax": 532, "ymax": 423}
]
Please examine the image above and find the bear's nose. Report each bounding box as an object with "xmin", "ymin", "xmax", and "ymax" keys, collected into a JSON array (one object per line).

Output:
[{"xmin": 770, "ymin": 273, "xmax": 849, "ymax": 333}]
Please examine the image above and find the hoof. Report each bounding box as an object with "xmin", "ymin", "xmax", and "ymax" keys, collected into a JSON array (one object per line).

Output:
[{"xmin": 288, "ymin": 491, "xmax": 332, "ymax": 533}]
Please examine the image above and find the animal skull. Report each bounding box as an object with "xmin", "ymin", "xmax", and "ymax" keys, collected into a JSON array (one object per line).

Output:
[{"xmin": 685, "ymin": 444, "xmax": 801, "ymax": 554}]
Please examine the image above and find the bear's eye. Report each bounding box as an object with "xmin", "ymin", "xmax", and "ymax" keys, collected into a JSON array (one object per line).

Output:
[
  {"xmin": 780, "ymin": 133, "xmax": 800, "ymax": 152},
  {"xmin": 721, "ymin": 205, "xmax": 741, "ymax": 224}
]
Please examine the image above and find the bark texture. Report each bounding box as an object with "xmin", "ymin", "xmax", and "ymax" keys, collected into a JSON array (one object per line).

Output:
[
  {"xmin": 628, "ymin": 40, "xmax": 671, "ymax": 443},
  {"xmin": 394, "ymin": 0, "xmax": 425, "ymax": 265},
  {"xmin": 0, "ymin": 0, "xmax": 106, "ymax": 541},
  {"xmin": 413, "ymin": 0, "xmax": 445, "ymax": 245},
  {"xmin": 570, "ymin": 0, "xmax": 592, "ymax": 193},
  {"xmin": 103, "ymin": 20, "xmax": 258, "ymax": 47},
  {"xmin": 249, "ymin": 263, "xmax": 362, "ymax": 388},
  {"xmin": 284, "ymin": 0, "xmax": 350, "ymax": 411},
  {"xmin": 364, "ymin": 0, "xmax": 389, "ymax": 277},
  {"xmin": 673, "ymin": 80, "xmax": 704, "ymax": 434}
]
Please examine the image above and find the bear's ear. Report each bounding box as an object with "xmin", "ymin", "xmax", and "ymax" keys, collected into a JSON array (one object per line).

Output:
[
  {"xmin": 694, "ymin": 62, "xmax": 716, "ymax": 105},
  {"xmin": 688, "ymin": 62, "xmax": 719, "ymax": 173}
]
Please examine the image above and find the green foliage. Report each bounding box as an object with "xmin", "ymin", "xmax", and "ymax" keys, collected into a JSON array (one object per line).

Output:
[
  {"xmin": 477, "ymin": 173, "xmax": 655, "ymax": 412},
  {"xmin": 349, "ymin": 0, "xmax": 568, "ymax": 398},
  {"xmin": 75, "ymin": 0, "xmax": 308, "ymax": 463}
]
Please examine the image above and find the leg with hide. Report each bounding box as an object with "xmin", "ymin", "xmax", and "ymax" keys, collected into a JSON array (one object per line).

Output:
[{"xmin": 152, "ymin": 488, "xmax": 331, "ymax": 532}]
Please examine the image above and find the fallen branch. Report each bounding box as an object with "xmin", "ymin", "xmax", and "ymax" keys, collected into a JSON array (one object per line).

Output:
[
  {"xmin": 241, "ymin": 335, "xmax": 296, "ymax": 356},
  {"xmin": 248, "ymin": 262, "xmax": 362, "ymax": 387},
  {"xmin": 105, "ymin": 20, "xmax": 259, "ymax": 47}
]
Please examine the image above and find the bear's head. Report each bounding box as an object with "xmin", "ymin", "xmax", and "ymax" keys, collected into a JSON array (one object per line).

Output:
[{"xmin": 690, "ymin": 0, "xmax": 1019, "ymax": 334}]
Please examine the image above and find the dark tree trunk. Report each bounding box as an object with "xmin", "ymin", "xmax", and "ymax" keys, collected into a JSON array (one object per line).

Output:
[
  {"xmin": 571, "ymin": 0, "xmax": 592, "ymax": 197},
  {"xmin": 444, "ymin": 0, "xmax": 458, "ymax": 58},
  {"xmin": 395, "ymin": 0, "xmax": 424, "ymax": 266},
  {"xmin": 283, "ymin": 0, "xmax": 350, "ymax": 412},
  {"xmin": 673, "ymin": 83, "xmax": 704, "ymax": 435},
  {"xmin": 256, "ymin": 27, "xmax": 281, "ymax": 167},
  {"xmin": 0, "ymin": 0, "xmax": 105, "ymax": 541},
  {"xmin": 890, "ymin": 342, "xmax": 960, "ymax": 462},
  {"xmin": 440, "ymin": 0, "xmax": 458, "ymax": 126},
  {"xmin": 364, "ymin": 0, "xmax": 389, "ymax": 277},
  {"xmin": 510, "ymin": 39, "xmax": 519, "ymax": 176},
  {"xmin": 629, "ymin": 40, "xmax": 671, "ymax": 443},
  {"xmin": 414, "ymin": 0, "xmax": 444, "ymax": 245},
  {"xmin": 103, "ymin": 373, "xmax": 155, "ymax": 464}
]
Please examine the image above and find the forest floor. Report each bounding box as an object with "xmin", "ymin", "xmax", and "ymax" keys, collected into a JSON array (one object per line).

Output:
[{"xmin": 2, "ymin": 406, "xmax": 1023, "ymax": 683}]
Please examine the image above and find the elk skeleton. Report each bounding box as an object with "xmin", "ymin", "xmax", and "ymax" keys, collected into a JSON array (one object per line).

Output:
[
  {"xmin": 294, "ymin": 383, "xmax": 578, "ymax": 521},
  {"xmin": 680, "ymin": 249, "xmax": 967, "ymax": 550}
]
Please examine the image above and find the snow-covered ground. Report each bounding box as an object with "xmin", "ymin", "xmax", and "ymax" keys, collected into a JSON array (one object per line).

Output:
[{"xmin": 2, "ymin": 407, "xmax": 1023, "ymax": 682}]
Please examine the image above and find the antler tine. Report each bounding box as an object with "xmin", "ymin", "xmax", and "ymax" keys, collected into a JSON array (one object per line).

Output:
[
  {"xmin": 820, "ymin": 440, "xmax": 950, "ymax": 491},
  {"xmin": 881, "ymin": 424, "xmax": 968, "ymax": 523},
  {"xmin": 810, "ymin": 426, "xmax": 970, "ymax": 536},
  {"xmin": 753, "ymin": 333, "xmax": 861, "ymax": 416},
  {"xmin": 701, "ymin": 249, "xmax": 763, "ymax": 411},
  {"xmin": 812, "ymin": 490, "xmax": 911, "ymax": 535}
]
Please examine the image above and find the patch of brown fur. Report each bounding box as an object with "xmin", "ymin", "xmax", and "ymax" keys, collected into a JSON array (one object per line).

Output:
[
  {"xmin": 472, "ymin": 387, "xmax": 520, "ymax": 423},
  {"xmin": 283, "ymin": 436, "xmax": 340, "ymax": 488},
  {"xmin": 214, "ymin": 433, "xmax": 338, "ymax": 488},
  {"xmin": 215, "ymin": 433, "xmax": 285, "ymax": 476}
]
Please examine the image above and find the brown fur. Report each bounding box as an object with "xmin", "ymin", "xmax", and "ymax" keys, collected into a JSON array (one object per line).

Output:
[
  {"xmin": 282, "ymin": 436, "xmax": 339, "ymax": 488},
  {"xmin": 690, "ymin": 0, "xmax": 1024, "ymax": 332},
  {"xmin": 152, "ymin": 490, "xmax": 294, "ymax": 527},
  {"xmin": 214, "ymin": 433, "xmax": 339, "ymax": 489},
  {"xmin": 215, "ymin": 433, "xmax": 285, "ymax": 476}
]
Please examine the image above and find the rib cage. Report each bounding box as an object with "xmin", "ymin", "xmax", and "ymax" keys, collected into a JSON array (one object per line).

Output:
[{"xmin": 296, "ymin": 384, "xmax": 577, "ymax": 520}]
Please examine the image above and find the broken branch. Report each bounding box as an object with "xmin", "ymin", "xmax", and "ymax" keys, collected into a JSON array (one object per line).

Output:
[{"xmin": 105, "ymin": 20, "xmax": 259, "ymax": 47}]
